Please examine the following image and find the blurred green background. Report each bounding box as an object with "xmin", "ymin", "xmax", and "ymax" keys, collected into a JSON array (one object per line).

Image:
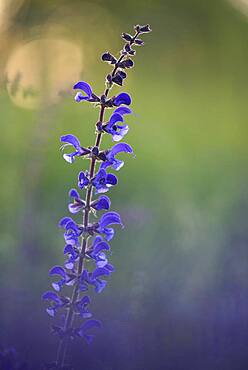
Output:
[{"xmin": 0, "ymin": 0, "xmax": 248, "ymax": 369}]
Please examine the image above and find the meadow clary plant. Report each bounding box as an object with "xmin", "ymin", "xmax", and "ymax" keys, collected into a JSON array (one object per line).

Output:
[{"xmin": 43, "ymin": 24, "xmax": 152, "ymax": 369}]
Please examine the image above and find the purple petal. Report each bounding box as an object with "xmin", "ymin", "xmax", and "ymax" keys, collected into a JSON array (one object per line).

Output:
[
  {"xmin": 65, "ymin": 220, "xmax": 79, "ymax": 233},
  {"xmin": 114, "ymin": 106, "xmax": 132, "ymax": 115},
  {"xmin": 109, "ymin": 113, "xmax": 124, "ymax": 126},
  {"xmin": 60, "ymin": 135, "xmax": 81, "ymax": 151},
  {"xmin": 63, "ymin": 153, "xmax": 77, "ymax": 164},
  {"xmin": 93, "ymin": 236, "xmax": 103, "ymax": 246},
  {"xmin": 106, "ymin": 173, "xmax": 118, "ymax": 186},
  {"xmin": 68, "ymin": 202, "xmax": 84, "ymax": 214},
  {"xmin": 103, "ymin": 228, "xmax": 115, "ymax": 241},
  {"xmin": 112, "ymin": 125, "xmax": 129, "ymax": 142},
  {"xmin": 99, "ymin": 212, "xmax": 123, "ymax": 228},
  {"xmin": 42, "ymin": 291, "xmax": 61, "ymax": 302},
  {"xmin": 109, "ymin": 143, "xmax": 133, "ymax": 157},
  {"xmin": 80, "ymin": 319, "xmax": 101, "ymax": 335},
  {"xmin": 78, "ymin": 171, "xmax": 89, "ymax": 189},
  {"xmin": 64, "ymin": 245, "xmax": 74, "ymax": 255},
  {"xmin": 73, "ymin": 81, "xmax": 93, "ymax": 99},
  {"xmin": 74, "ymin": 91, "xmax": 87, "ymax": 102},
  {"xmin": 91, "ymin": 195, "xmax": 111, "ymax": 211},
  {"xmin": 69, "ymin": 188, "xmax": 80, "ymax": 198},
  {"xmin": 92, "ymin": 267, "xmax": 111, "ymax": 279},
  {"xmin": 49, "ymin": 266, "xmax": 66, "ymax": 278},
  {"xmin": 58, "ymin": 217, "xmax": 73, "ymax": 228},
  {"xmin": 93, "ymin": 241, "xmax": 110, "ymax": 254},
  {"xmin": 78, "ymin": 295, "xmax": 91, "ymax": 305},
  {"xmin": 114, "ymin": 92, "xmax": 131, "ymax": 106},
  {"xmin": 106, "ymin": 263, "xmax": 115, "ymax": 272}
]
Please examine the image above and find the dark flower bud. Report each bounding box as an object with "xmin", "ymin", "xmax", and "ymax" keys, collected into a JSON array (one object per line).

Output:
[
  {"xmin": 98, "ymin": 151, "xmax": 107, "ymax": 161},
  {"xmin": 100, "ymin": 95, "xmax": 107, "ymax": 104},
  {"xmin": 124, "ymin": 44, "xmax": 136, "ymax": 55},
  {"xmin": 134, "ymin": 24, "xmax": 140, "ymax": 32},
  {"xmin": 122, "ymin": 32, "xmax": 133, "ymax": 42},
  {"xmin": 112, "ymin": 70, "xmax": 127, "ymax": 86},
  {"xmin": 112, "ymin": 74, "xmax": 123, "ymax": 86},
  {"xmin": 118, "ymin": 70, "xmax": 127, "ymax": 79},
  {"xmin": 101, "ymin": 52, "xmax": 117, "ymax": 64},
  {"xmin": 139, "ymin": 24, "xmax": 152, "ymax": 33},
  {"xmin": 92, "ymin": 146, "xmax": 99, "ymax": 156},
  {"xmin": 134, "ymin": 38, "xmax": 144, "ymax": 46},
  {"xmin": 118, "ymin": 59, "xmax": 134, "ymax": 69}
]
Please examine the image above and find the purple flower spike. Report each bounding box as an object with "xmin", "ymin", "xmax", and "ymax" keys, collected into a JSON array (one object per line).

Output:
[
  {"xmin": 73, "ymin": 81, "xmax": 93, "ymax": 102},
  {"xmin": 91, "ymin": 195, "xmax": 111, "ymax": 211},
  {"xmin": 113, "ymin": 92, "xmax": 131, "ymax": 106},
  {"xmin": 101, "ymin": 142, "xmax": 133, "ymax": 171},
  {"xmin": 44, "ymin": 23, "xmax": 152, "ymax": 359},
  {"xmin": 92, "ymin": 169, "xmax": 117, "ymax": 194}
]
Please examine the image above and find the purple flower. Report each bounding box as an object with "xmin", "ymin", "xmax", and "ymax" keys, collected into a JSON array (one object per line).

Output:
[
  {"xmin": 68, "ymin": 189, "xmax": 85, "ymax": 214},
  {"xmin": 103, "ymin": 112, "xmax": 129, "ymax": 142},
  {"xmin": 113, "ymin": 92, "xmax": 131, "ymax": 106},
  {"xmin": 60, "ymin": 135, "xmax": 90, "ymax": 164},
  {"xmin": 59, "ymin": 217, "xmax": 81, "ymax": 246},
  {"xmin": 64, "ymin": 244, "xmax": 79, "ymax": 270},
  {"xmin": 49, "ymin": 266, "xmax": 74, "ymax": 292},
  {"xmin": 42, "ymin": 291, "xmax": 69, "ymax": 317},
  {"xmin": 75, "ymin": 319, "xmax": 101, "ymax": 344},
  {"xmin": 92, "ymin": 169, "xmax": 117, "ymax": 194},
  {"xmin": 91, "ymin": 195, "xmax": 111, "ymax": 211},
  {"xmin": 73, "ymin": 81, "xmax": 93, "ymax": 102},
  {"xmin": 78, "ymin": 171, "xmax": 89, "ymax": 189},
  {"xmin": 87, "ymin": 236, "xmax": 111, "ymax": 268},
  {"xmin": 49, "ymin": 266, "xmax": 67, "ymax": 292},
  {"xmin": 97, "ymin": 211, "xmax": 123, "ymax": 241},
  {"xmin": 75, "ymin": 295, "xmax": 92, "ymax": 319},
  {"xmin": 101, "ymin": 142, "xmax": 133, "ymax": 171},
  {"xmin": 89, "ymin": 268, "xmax": 109, "ymax": 293}
]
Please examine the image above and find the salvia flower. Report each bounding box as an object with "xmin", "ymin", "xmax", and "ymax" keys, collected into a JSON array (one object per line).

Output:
[
  {"xmin": 96, "ymin": 211, "xmax": 123, "ymax": 241},
  {"xmin": 78, "ymin": 171, "xmax": 89, "ymax": 189},
  {"xmin": 73, "ymin": 81, "xmax": 93, "ymax": 102},
  {"xmin": 44, "ymin": 23, "xmax": 151, "ymax": 368},
  {"xmin": 92, "ymin": 168, "xmax": 117, "ymax": 194},
  {"xmin": 68, "ymin": 189, "xmax": 85, "ymax": 214},
  {"xmin": 101, "ymin": 142, "xmax": 134, "ymax": 171},
  {"xmin": 60, "ymin": 135, "xmax": 90, "ymax": 164},
  {"xmin": 103, "ymin": 112, "xmax": 129, "ymax": 142},
  {"xmin": 91, "ymin": 195, "xmax": 111, "ymax": 210}
]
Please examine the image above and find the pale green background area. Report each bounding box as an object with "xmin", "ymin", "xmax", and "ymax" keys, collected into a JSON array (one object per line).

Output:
[{"xmin": 0, "ymin": 0, "xmax": 248, "ymax": 368}]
